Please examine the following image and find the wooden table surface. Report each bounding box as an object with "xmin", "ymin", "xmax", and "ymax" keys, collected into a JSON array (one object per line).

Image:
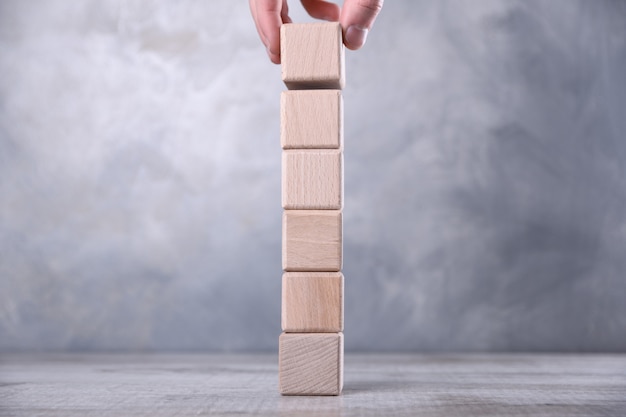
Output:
[{"xmin": 1, "ymin": 353, "xmax": 625, "ymax": 416}]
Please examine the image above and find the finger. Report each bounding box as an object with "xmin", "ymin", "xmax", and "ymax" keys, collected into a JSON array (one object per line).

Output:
[
  {"xmin": 340, "ymin": 0, "xmax": 383, "ymax": 50},
  {"xmin": 281, "ymin": 0, "xmax": 292, "ymax": 24},
  {"xmin": 250, "ymin": 0, "xmax": 264, "ymax": 45},
  {"xmin": 255, "ymin": 0, "xmax": 284, "ymax": 63},
  {"xmin": 301, "ymin": 0, "xmax": 341, "ymax": 21},
  {"xmin": 250, "ymin": 0, "xmax": 279, "ymax": 63}
]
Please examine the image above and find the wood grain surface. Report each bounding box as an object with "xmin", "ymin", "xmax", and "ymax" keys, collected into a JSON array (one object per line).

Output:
[
  {"xmin": 1, "ymin": 353, "xmax": 625, "ymax": 416},
  {"xmin": 279, "ymin": 332, "xmax": 344, "ymax": 395},
  {"xmin": 280, "ymin": 22, "xmax": 345, "ymax": 90},
  {"xmin": 281, "ymin": 90, "xmax": 343, "ymax": 149},
  {"xmin": 282, "ymin": 272, "xmax": 344, "ymax": 332},
  {"xmin": 282, "ymin": 150, "xmax": 343, "ymax": 210},
  {"xmin": 283, "ymin": 210, "xmax": 342, "ymax": 272}
]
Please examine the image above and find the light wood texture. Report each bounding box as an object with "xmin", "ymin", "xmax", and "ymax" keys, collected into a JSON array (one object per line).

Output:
[
  {"xmin": 2, "ymin": 353, "xmax": 626, "ymax": 416},
  {"xmin": 279, "ymin": 333, "xmax": 344, "ymax": 395},
  {"xmin": 283, "ymin": 210, "xmax": 342, "ymax": 272},
  {"xmin": 281, "ymin": 90, "xmax": 343, "ymax": 149},
  {"xmin": 282, "ymin": 150, "xmax": 343, "ymax": 210},
  {"xmin": 282, "ymin": 272, "xmax": 344, "ymax": 332},
  {"xmin": 281, "ymin": 23, "xmax": 345, "ymax": 90},
  {"xmin": 280, "ymin": 22, "xmax": 345, "ymax": 399}
]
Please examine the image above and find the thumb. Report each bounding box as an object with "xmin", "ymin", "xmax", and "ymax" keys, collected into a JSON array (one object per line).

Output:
[{"xmin": 340, "ymin": 0, "xmax": 383, "ymax": 50}]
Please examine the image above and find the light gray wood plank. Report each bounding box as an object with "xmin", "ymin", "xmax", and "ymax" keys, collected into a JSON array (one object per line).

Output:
[{"xmin": 1, "ymin": 354, "xmax": 625, "ymax": 416}]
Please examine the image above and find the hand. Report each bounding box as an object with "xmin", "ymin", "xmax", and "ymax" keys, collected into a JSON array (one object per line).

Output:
[{"xmin": 250, "ymin": 0, "xmax": 383, "ymax": 64}]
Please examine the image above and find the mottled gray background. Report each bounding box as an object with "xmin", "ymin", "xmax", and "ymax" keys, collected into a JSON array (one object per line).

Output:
[{"xmin": 1, "ymin": 0, "xmax": 625, "ymax": 353}]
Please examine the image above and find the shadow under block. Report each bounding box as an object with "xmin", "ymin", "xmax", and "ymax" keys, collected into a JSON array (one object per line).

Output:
[
  {"xmin": 282, "ymin": 150, "xmax": 343, "ymax": 210},
  {"xmin": 283, "ymin": 210, "xmax": 342, "ymax": 272},
  {"xmin": 281, "ymin": 22, "xmax": 345, "ymax": 90},
  {"xmin": 281, "ymin": 90, "xmax": 343, "ymax": 149},
  {"xmin": 279, "ymin": 333, "xmax": 344, "ymax": 395},
  {"xmin": 282, "ymin": 272, "xmax": 344, "ymax": 332}
]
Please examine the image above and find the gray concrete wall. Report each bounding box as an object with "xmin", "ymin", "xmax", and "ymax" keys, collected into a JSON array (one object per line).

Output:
[{"xmin": 1, "ymin": 0, "xmax": 625, "ymax": 352}]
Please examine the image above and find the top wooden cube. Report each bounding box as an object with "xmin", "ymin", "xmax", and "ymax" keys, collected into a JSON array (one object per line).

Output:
[{"xmin": 281, "ymin": 23, "xmax": 345, "ymax": 90}]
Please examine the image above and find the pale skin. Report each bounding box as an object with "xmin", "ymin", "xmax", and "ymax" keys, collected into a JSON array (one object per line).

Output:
[{"xmin": 250, "ymin": 0, "xmax": 384, "ymax": 64}]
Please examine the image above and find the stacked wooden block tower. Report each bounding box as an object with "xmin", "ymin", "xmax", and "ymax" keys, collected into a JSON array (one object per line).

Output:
[{"xmin": 278, "ymin": 22, "xmax": 345, "ymax": 396}]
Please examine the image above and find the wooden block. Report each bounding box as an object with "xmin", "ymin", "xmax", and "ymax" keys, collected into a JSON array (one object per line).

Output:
[
  {"xmin": 282, "ymin": 150, "xmax": 342, "ymax": 210},
  {"xmin": 283, "ymin": 211, "xmax": 342, "ymax": 272},
  {"xmin": 279, "ymin": 332, "xmax": 344, "ymax": 395},
  {"xmin": 281, "ymin": 90, "xmax": 343, "ymax": 149},
  {"xmin": 281, "ymin": 23, "xmax": 345, "ymax": 90},
  {"xmin": 282, "ymin": 272, "xmax": 344, "ymax": 332}
]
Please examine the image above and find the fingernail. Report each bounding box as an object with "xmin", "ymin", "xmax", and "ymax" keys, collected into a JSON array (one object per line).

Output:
[{"xmin": 345, "ymin": 25, "xmax": 368, "ymax": 49}]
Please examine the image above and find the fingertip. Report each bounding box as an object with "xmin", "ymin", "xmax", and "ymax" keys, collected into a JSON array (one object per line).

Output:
[
  {"xmin": 340, "ymin": 0, "xmax": 382, "ymax": 48},
  {"xmin": 323, "ymin": 12, "xmax": 340, "ymax": 22},
  {"xmin": 323, "ymin": 5, "xmax": 341, "ymax": 22},
  {"xmin": 280, "ymin": 0, "xmax": 292, "ymax": 24},
  {"xmin": 254, "ymin": 0, "xmax": 283, "ymax": 64},
  {"xmin": 268, "ymin": 48, "xmax": 281, "ymax": 64},
  {"xmin": 261, "ymin": 33, "xmax": 280, "ymax": 64},
  {"xmin": 301, "ymin": 0, "xmax": 340, "ymax": 22},
  {"xmin": 344, "ymin": 25, "xmax": 368, "ymax": 50}
]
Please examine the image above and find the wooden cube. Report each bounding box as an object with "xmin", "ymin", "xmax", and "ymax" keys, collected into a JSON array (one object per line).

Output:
[
  {"xmin": 282, "ymin": 150, "xmax": 342, "ymax": 210},
  {"xmin": 281, "ymin": 23, "xmax": 345, "ymax": 90},
  {"xmin": 279, "ymin": 332, "xmax": 344, "ymax": 395},
  {"xmin": 281, "ymin": 90, "xmax": 343, "ymax": 149},
  {"xmin": 283, "ymin": 211, "xmax": 342, "ymax": 272},
  {"xmin": 282, "ymin": 272, "xmax": 344, "ymax": 332}
]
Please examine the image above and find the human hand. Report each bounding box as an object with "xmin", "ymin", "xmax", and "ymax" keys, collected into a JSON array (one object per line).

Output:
[{"xmin": 250, "ymin": 0, "xmax": 383, "ymax": 64}]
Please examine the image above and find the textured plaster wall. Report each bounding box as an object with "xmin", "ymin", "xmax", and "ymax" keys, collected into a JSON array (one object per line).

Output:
[{"xmin": 1, "ymin": 0, "xmax": 625, "ymax": 352}]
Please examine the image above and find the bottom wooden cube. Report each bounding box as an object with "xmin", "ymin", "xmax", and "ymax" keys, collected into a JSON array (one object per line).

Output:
[{"xmin": 279, "ymin": 332, "xmax": 344, "ymax": 396}]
